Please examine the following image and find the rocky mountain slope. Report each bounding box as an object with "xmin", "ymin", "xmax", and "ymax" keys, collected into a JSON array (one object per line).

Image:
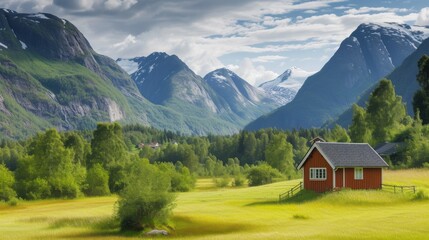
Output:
[
  {"xmin": 246, "ymin": 22, "xmax": 428, "ymax": 131},
  {"xmin": 333, "ymin": 31, "xmax": 429, "ymax": 127},
  {"xmin": 0, "ymin": 9, "xmax": 267, "ymax": 138},
  {"xmin": 117, "ymin": 56, "xmax": 279, "ymax": 134}
]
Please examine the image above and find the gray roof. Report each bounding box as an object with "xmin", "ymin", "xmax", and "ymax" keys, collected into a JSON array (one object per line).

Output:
[
  {"xmin": 374, "ymin": 142, "xmax": 404, "ymax": 156},
  {"xmin": 298, "ymin": 142, "xmax": 389, "ymax": 169}
]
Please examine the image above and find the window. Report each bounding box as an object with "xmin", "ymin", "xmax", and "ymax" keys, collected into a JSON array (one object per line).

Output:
[
  {"xmin": 310, "ymin": 168, "xmax": 326, "ymax": 180},
  {"xmin": 354, "ymin": 167, "xmax": 363, "ymax": 180}
]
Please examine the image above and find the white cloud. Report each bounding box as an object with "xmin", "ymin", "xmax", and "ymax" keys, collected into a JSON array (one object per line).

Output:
[
  {"xmin": 227, "ymin": 58, "xmax": 278, "ymax": 85},
  {"xmin": 345, "ymin": 7, "xmax": 408, "ymax": 15},
  {"xmin": 104, "ymin": 0, "xmax": 137, "ymax": 10},
  {"xmin": 252, "ymin": 55, "xmax": 289, "ymax": 63},
  {"xmin": 113, "ymin": 34, "xmax": 137, "ymax": 51},
  {"xmin": 416, "ymin": 7, "xmax": 429, "ymax": 26}
]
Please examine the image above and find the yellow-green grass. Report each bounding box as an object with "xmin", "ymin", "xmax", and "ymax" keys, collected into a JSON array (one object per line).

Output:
[{"xmin": 1, "ymin": 169, "xmax": 429, "ymax": 239}]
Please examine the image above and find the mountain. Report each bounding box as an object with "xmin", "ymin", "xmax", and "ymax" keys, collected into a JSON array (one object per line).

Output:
[
  {"xmin": 333, "ymin": 29, "xmax": 429, "ymax": 128},
  {"xmin": 0, "ymin": 9, "xmax": 241, "ymax": 139},
  {"xmin": 258, "ymin": 67, "xmax": 314, "ymax": 105},
  {"xmin": 245, "ymin": 22, "xmax": 428, "ymax": 131},
  {"xmin": 117, "ymin": 56, "xmax": 280, "ymax": 134},
  {"xmin": 204, "ymin": 68, "xmax": 278, "ymax": 119}
]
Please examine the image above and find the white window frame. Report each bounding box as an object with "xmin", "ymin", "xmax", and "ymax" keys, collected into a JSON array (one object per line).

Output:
[
  {"xmin": 309, "ymin": 168, "xmax": 327, "ymax": 181},
  {"xmin": 354, "ymin": 167, "xmax": 363, "ymax": 180}
]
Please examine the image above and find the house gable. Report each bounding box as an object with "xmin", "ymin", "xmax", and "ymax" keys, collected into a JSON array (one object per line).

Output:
[{"xmin": 302, "ymin": 148, "xmax": 334, "ymax": 192}]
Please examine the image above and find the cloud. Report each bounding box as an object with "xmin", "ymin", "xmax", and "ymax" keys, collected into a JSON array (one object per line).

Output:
[
  {"xmin": 252, "ymin": 55, "xmax": 289, "ymax": 63},
  {"xmin": 227, "ymin": 58, "xmax": 278, "ymax": 85},
  {"xmin": 345, "ymin": 7, "xmax": 408, "ymax": 15},
  {"xmin": 113, "ymin": 34, "xmax": 137, "ymax": 51},
  {"xmin": 1, "ymin": 0, "xmax": 427, "ymax": 84},
  {"xmin": 416, "ymin": 7, "xmax": 429, "ymax": 25}
]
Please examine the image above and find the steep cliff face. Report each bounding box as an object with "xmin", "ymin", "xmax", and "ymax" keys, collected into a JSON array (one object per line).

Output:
[
  {"xmin": 0, "ymin": 9, "xmax": 143, "ymax": 138},
  {"xmin": 246, "ymin": 22, "xmax": 427, "ymax": 131}
]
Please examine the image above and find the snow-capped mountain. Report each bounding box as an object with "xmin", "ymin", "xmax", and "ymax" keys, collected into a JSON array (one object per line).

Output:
[
  {"xmin": 116, "ymin": 54, "xmax": 279, "ymax": 134},
  {"xmin": 246, "ymin": 22, "xmax": 429, "ymax": 131},
  {"xmin": 204, "ymin": 68, "xmax": 279, "ymax": 117},
  {"xmin": 258, "ymin": 67, "xmax": 314, "ymax": 105}
]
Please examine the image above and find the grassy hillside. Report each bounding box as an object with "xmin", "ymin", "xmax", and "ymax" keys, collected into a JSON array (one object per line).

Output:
[{"xmin": 1, "ymin": 169, "xmax": 428, "ymax": 239}]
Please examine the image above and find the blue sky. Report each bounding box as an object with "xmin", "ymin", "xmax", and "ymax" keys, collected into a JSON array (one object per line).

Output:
[{"xmin": 3, "ymin": 0, "xmax": 429, "ymax": 84}]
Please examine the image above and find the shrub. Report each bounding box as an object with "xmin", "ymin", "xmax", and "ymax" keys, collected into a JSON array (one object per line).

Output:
[
  {"xmin": 117, "ymin": 159, "xmax": 175, "ymax": 231},
  {"xmin": 0, "ymin": 164, "xmax": 17, "ymax": 201},
  {"xmin": 8, "ymin": 197, "xmax": 19, "ymax": 206},
  {"xmin": 27, "ymin": 178, "xmax": 51, "ymax": 200},
  {"xmin": 414, "ymin": 190, "xmax": 428, "ymax": 200},
  {"xmin": 246, "ymin": 163, "xmax": 282, "ymax": 186},
  {"xmin": 85, "ymin": 164, "xmax": 110, "ymax": 196},
  {"xmin": 214, "ymin": 175, "xmax": 231, "ymax": 188},
  {"xmin": 232, "ymin": 174, "xmax": 246, "ymax": 187},
  {"xmin": 157, "ymin": 162, "xmax": 195, "ymax": 192}
]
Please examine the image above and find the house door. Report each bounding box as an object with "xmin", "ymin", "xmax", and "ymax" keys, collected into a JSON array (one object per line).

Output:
[{"xmin": 335, "ymin": 168, "xmax": 344, "ymax": 188}]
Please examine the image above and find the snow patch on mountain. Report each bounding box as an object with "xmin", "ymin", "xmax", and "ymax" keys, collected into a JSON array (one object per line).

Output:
[
  {"xmin": 20, "ymin": 40, "xmax": 27, "ymax": 50},
  {"xmin": 258, "ymin": 67, "xmax": 314, "ymax": 105}
]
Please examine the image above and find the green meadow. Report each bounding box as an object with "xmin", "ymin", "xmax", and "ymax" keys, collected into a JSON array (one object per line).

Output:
[{"xmin": 1, "ymin": 169, "xmax": 429, "ymax": 240}]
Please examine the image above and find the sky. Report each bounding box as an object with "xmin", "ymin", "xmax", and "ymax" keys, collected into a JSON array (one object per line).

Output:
[{"xmin": 2, "ymin": 0, "xmax": 429, "ymax": 85}]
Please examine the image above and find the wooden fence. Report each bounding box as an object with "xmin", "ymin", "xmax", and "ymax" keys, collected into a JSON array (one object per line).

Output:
[
  {"xmin": 279, "ymin": 181, "xmax": 303, "ymax": 202},
  {"xmin": 381, "ymin": 184, "xmax": 416, "ymax": 194}
]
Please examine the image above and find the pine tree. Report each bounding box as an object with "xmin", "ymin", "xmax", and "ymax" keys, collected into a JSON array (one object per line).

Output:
[{"xmin": 413, "ymin": 55, "xmax": 429, "ymax": 124}]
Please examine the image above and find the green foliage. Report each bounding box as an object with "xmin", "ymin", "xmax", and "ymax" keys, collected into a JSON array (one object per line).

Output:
[
  {"xmin": 246, "ymin": 163, "xmax": 282, "ymax": 186},
  {"xmin": 265, "ymin": 134, "xmax": 295, "ymax": 177},
  {"xmin": 156, "ymin": 162, "xmax": 195, "ymax": 192},
  {"xmin": 85, "ymin": 164, "xmax": 110, "ymax": 196},
  {"xmin": 366, "ymin": 79, "xmax": 407, "ymax": 144},
  {"xmin": 117, "ymin": 158, "xmax": 175, "ymax": 231},
  {"xmin": 349, "ymin": 104, "xmax": 371, "ymax": 143},
  {"xmin": 325, "ymin": 124, "xmax": 351, "ymax": 143},
  {"xmin": 413, "ymin": 55, "xmax": 429, "ymax": 124},
  {"xmin": 90, "ymin": 123, "xmax": 129, "ymax": 193},
  {"xmin": 32, "ymin": 129, "xmax": 80, "ymax": 198},
  {"xmin": 0, "ymin": 164, "xmax": 16, "ymax": 201}
]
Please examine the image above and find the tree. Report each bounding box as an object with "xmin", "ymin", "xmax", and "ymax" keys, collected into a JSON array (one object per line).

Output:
[
  {"xmin": 0, "ymin": 164, "xmax": 16, "ymax": 201},
  {"xmin": 90, "ymin": 123, "xmax": 129, "ymax": 192},
  {"xmin": 366, "ymin": 79, "xmax": 406, "ymax": 144},
  {"xmin": 246, "ymin": 163, "xmax": 282, "ymax": 186},
  {"xmin": 32, "ymin": 129, "xmax": 80, "ymax": 198},
  {"xmin": 349, "ymin": 104, "xmax": 371, "ymax": 143},
  {"xmin": 413, "ymin": 55, "xmax": 429, "ymax": 124},
  {"xmin": 265, "ymin": 134, "xmax": 295, "ymax": 177},
  {"xmin": 325, "ymin": 124, "xmax": 351, "ymax": 143},
  {"xmin": 117, "ymin": 158, "xmax": 175, "ymax": 231},
  {"xmin": 85, "ymin": 163, "xmax": 110, "ymax": 196}
]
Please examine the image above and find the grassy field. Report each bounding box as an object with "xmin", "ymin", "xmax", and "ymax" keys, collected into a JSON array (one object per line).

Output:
[{"xmin": 1, "ymin": 169, "xmax": 429, "ymax": 239}]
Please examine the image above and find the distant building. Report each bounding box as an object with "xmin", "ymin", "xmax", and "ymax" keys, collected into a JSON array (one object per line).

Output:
[
  {"xmin": 374, "ymin": 142, "xmax": 404, "ymax": 157},
  {"xmin": 137, "ymin": 142, "xmax": 161, "ymax": 149},
  {"xmin": 297, "ymin": 142, "xmax": 389, "ymax": 192}
]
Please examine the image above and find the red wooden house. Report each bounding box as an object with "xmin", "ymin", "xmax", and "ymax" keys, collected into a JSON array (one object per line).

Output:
[{"xmin": 297, "ymin": 142, "xmax": 389, "ymax": 192}]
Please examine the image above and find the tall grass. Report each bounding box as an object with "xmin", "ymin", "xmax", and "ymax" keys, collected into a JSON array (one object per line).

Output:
[{"xmin": 0, "ymin": 170, "xmax": 428, "ymax": 239}]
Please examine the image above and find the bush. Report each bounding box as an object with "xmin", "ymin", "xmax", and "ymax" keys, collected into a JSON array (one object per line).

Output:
[
  {"xmin": 157, "ymin": 162, "xmax": 196, "ymax": 192},
  {"xmin": 27, "ymin": 178, "xmax": 51, "ymax": 200},
  {"xmin": 117, "ymin": 159, "xmax": 175, "ymax": 231},
  {"xmin": 0, "ymin": 164, "xmax": 17, "ymax": 201},
  {"xmin": 246, "ymin": 163, "xmax": 282, "ymax": 186},
  {"xmin": 214, "ymin": 175, "xmax": 231, "ymax": 188},
  {"xmin": 232, "ymin": 174, "xmax": 246, "ymax": 187},
  {"xmin": 85, "ymin": 164, "xmax": 110, "ymax": 196},
  {"xmin": 414, "ymin": 190, "xmax": 428, "ymax": 200},
  {"xmin": 8, "ymin": 197, "xmax": 19, "ymax": 206}
]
